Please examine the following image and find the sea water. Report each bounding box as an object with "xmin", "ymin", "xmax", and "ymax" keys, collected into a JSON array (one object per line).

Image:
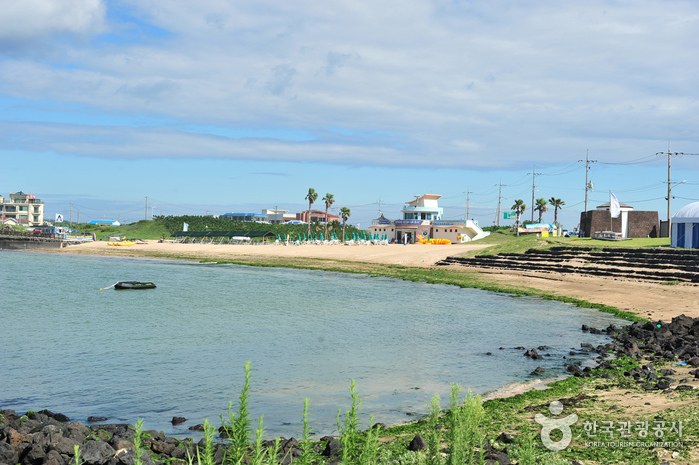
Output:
[{"xmin": 0, "ymin": 250, "xmax": 627, "ymax": 438}]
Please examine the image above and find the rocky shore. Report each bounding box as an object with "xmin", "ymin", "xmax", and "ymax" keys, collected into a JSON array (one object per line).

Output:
[{"xmin": 3, "ymin": 314, "xmax": 698, "ymax": 465}]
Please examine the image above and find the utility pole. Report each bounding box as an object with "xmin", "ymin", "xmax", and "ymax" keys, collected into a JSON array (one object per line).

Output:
[
  {"xmin": 528, "ymin": 165, "xmax": 541, "ymax": 222},
  {"xmin": 656, "ymin": 141, "xmax": 684, "ymax": 236},
  {"xmin": 495, "ymin": 179, "xmax": 505, "ymax": 227},
  {"xmin": 464, "ymin": 189, "xmax": 471, "ymax": 222},
  {"xmin": 579, "ymin": 150, "xmax": 597, "ymax": 215},
  {"xmin": 70, "ymin": 202, "xmax": 73, "ymax": 227},
  {"xmin": 145, "ymin": 196, "xmax": 148, "ymax": 221}
]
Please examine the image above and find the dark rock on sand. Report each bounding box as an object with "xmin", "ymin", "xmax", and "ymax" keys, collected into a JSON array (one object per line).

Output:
[
  {"xmin": 322, "ymin": 438, "xmax": 342, "ymax": 457},
  {"xmin": 407, "ymin": 434, "xmax": 427, "ymax": 451}
]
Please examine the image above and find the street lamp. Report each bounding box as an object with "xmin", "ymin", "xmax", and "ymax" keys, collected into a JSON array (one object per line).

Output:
[{"xmin": 667, "ymin": 180, "xmax": 686, "ymax": 234}]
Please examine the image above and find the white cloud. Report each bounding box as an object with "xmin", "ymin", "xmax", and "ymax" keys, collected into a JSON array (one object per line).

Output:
[
  {"xmin": 1, "ymin": 0, "xmax": 698, "ymax": 168},
  {"xmin": 0, "ymin": 0, "xmax": 105, "ymax": 43}
]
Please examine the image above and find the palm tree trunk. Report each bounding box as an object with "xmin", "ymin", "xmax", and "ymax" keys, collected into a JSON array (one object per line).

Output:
[{"xmin": 307, "ymin": 203, "xmax": 311, "ymax": 238}]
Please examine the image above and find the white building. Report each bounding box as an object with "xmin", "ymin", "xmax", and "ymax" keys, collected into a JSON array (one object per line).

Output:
[
  {"xmin": 262, "ymin": 209, "xmax": 297, "ymax": 224},
  {"xmin": 0, "ymin": 191, "xmax": 44, "ymax": 226},
  {"xmin": 369, "ymin": 194, "xmax": 489, "ymax": 243},
  {"xmin": 671, "ymin": 202, "xmax": 699, "ymax": 248}
]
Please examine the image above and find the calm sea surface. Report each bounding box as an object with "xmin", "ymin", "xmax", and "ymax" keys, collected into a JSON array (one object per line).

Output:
[{"xmin": 0, "ymin": 250, "xmax": 627, "ymax": 438}]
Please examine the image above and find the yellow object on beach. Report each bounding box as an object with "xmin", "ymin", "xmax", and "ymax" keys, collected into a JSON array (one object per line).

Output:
[
  {"xmin": 418, "ymin": 238, "xmax": 452, "ymax": 245},
  {"xmin": 108, "ymin": 241, "xmax": 136, "ymax": 246}
]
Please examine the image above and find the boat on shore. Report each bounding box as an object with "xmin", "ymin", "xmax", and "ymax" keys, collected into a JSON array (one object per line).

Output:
[{"xmin": 114, "ymin": 281, "xmax": 156, "ymax": 290}]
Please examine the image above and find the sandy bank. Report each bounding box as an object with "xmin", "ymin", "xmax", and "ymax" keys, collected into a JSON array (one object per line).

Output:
[{"xmin": 57, "ymin": 240, "xmax": 491, "ymax": 267}]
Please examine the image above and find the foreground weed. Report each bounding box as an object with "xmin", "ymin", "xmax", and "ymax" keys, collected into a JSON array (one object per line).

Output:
[
  {"xmin": 133, "ymin": 419, "xmax": 145, "ymax": 465},
  {"xmin": 265, "ymin": 438, "xmax": 282, "ymax": 465},
  {"xmin": 426, "ymin": 393, "xmax": 443, "ymax": 465},
  {"xmin": 338, "ymin": 379, "xmax": 363, "ymax": 463},
  {"xmin": 358, "ymin": 415, "xmax": 383, "ymax": 465},
  {"xmin": 446, "ymin": 384, "xmax": 485, "ymax": 465},
  {"xmin": 250, "ymin": 416, "xmax": 266, "ymax": 465},
  {"xmin": 185, "ymin": 419, "xmax": 216, "ymax": 465},
  {"xmin": 297, "ymin": 398, "xmax": 314, "ymax": 465},
  {"xmin": 221, "ymin": 361, "xmax": 254, "ymax": 464},
  {"xmin": 72, "ymin": 445, "xmax": 83, "ymax": 465}
]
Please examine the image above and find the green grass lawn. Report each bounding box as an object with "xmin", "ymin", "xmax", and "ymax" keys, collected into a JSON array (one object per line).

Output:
[{"xmin": 72, "ymin": 220, "xmax": 171, "ymax": 241}]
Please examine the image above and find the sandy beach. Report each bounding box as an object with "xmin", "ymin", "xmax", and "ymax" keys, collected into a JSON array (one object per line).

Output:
[{"xmin": 56, "ymin": 240, "xmax": 699, "ymax": 322}]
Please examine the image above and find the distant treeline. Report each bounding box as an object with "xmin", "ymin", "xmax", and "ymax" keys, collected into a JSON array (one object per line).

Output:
[{"xmin": 154, "ymin": 215, "xmax": 360, "ymax": 237}]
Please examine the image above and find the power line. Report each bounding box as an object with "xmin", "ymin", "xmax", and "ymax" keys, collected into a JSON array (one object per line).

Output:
[{"xmin": 598, "ymin": 153, "xmax": 660, "ymax": 165}]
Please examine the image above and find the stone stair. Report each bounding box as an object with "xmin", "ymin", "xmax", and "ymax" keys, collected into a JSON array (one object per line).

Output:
[{"xmin": 436, "ymin": 246, "xmax": 699, "ymax": 283}]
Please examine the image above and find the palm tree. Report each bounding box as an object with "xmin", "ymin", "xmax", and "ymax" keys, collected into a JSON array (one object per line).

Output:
[
  {"xmin": 322, "ymin": 193, "xmax": 335, "ymax": 239},
  {"xmin": 340, "ymin": 207, "xmax": 351, "ymax": 241},
  {"xmin": 535, "ymin": 198, "xmax": 549, "ymax": 223},
  {"xmin": 512, "ymin": 200, "xmax": 526, "ymax": 236},
  {"xmin": 548, "ymin": 197, "xmax": 565, "ymax": 226},
  {"xmin": 305, "ymin": 188, "xmax": 318, "ymax": 237}
]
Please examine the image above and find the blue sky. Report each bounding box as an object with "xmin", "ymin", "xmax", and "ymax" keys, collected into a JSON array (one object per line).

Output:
[{"xmin": 1, "ymin": 0, "xmax": 698, "ymax": 229}]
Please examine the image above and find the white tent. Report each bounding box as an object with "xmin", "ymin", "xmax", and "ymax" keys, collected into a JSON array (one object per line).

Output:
[{"xmin": 671, "ymin": 202, "xmax": 699, "ymax": 248}]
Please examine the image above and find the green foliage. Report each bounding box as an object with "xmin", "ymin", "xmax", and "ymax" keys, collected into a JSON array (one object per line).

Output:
[
  {"xmin": 297, "ymin": 398, "xmax": 314, "ymax": 465},
  {"xmin": 186, "ymin": 419, "xmax": 216, "ymax": 465},
  {"xmin": 220, "ymin": 360, "xmax": 254, "ymax": 464},
  {"xmin": 74, "ymin": 219, "xmax": 170, "ymax": 241},
  {"xmin": 250, "ymin": 416, "xmax": 266, "ymax": 465},
  {"xmin": 133, "ymin": 419, "xmax": 145, "ymax": 465},
  {"xmin": 73, "ymin": 444, "xmax": 83, "ymax": 465},
  {"xmin": 338, "ymin": 379, "xmax": 363, "ymax": 463},
  {"xmin": 446, "ymin": 384, "xmax": 485, "ymax": 465},
  {"xmin": 152, "ymin": 215, "xmax": 361, "ymax": 240},
  {"xmin": 426, "ymin": 393, "xmax": 442, "ymax": 465},
  {"xmin": 480, "ymin": 225, "xmax": 510, "ymax": 233}
]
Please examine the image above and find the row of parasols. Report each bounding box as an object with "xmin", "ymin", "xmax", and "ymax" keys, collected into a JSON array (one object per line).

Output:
[{"xmin": 276, "ymin": 232, "xmax": 391, "ymax": 242}]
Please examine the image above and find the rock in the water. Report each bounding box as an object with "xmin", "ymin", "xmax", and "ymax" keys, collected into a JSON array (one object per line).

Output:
[{"xmin": 524, "ymin": 349, "xmax": 543, "ymax": 360}]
